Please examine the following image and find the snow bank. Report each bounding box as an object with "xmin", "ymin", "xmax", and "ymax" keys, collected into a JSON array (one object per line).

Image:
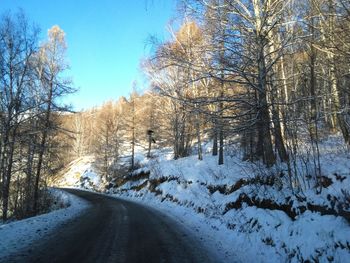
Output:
[
  {"xmin": 0, "ymin": 189, "xmax": 89, "ymax": 259},
  {"xmin": 109, "ymin": 136, "xmax": 350, "ymax": 262}
]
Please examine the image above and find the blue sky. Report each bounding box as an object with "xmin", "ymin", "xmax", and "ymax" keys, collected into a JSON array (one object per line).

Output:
[{"xmin": 0, "ymin": 0, "xmax": 176, "ymax": 110}]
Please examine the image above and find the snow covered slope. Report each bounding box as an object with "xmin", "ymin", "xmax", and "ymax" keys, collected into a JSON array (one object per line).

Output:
[
  {"xmin": 107, "ymin": 136, "xmax": 350, "ymax": 263},
  {"xmin": 56, "ymin": 156, "xmax": 103, "ymax": 190}
]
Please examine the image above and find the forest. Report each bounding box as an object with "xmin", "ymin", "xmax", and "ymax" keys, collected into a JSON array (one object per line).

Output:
[{"xmin": 1, "ymin": 0, "xmax": 350, "ymax": 224}]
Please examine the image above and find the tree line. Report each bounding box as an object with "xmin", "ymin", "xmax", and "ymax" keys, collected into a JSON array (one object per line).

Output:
[
  {"xmin": 0, "ymin": 11, "xmax": 73, "ymax": 221},
  {"xmin": 60, "ymin": 90, "xmax": 165, "ymax": 181},
  {"xmin": 142, "ymin": 0, "xmax": 350, "ymax": 193},
  {"xmin": 65, "ymin": 0, "xmax": 350, "ymax": 196}
]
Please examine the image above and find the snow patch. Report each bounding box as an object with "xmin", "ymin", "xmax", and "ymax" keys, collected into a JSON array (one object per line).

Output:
[{"xmin": 0, "ymin": 189, "xmax": 89, "ymax": 259}]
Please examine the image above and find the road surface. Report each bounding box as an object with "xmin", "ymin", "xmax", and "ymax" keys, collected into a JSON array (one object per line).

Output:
[{"xmin": 3, "ymin": 189, "xmax": 217, "ymax": 263}]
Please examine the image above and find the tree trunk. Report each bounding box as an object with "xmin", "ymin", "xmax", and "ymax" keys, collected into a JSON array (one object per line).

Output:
[
  {"xmin": 195, "ymin": 110, "xmax": 203, "ymax": 160},
  {"xmin": 131, "ymin": 111, "xmax": 135, "ymax": 170},
  {"xmin": 147, "ymin": 134, "xmax": 152, "ymax": 158},
  {"xmin": 25, "ymin": 136, "xmax": 35, "ymax": 215},
  {"xmin": 218, "ymin": 125, "xmax": 224, "ymax": 165},
  {"xmin": 212, "ymin": 119, "xmax": 218, "ymax": 156},
  {"xmin": 271, "ymin": 102, "xmax": 289, "ymax": 162},
  {"xmin": 330, "ymin": 60, "xmax": 350, "ymax": 144},
  {"xmin": 33, "ymin": 80, "xmax": 53, "ymax": 214},
  {"xmin": 2, "ymin": 135, "xmax": 16, "ymax": 221},
  {"xmin": 218, "ymin": 86, "xmax": 224, "ymax": 165},
  {"xmin": 269, "ymin": 33, "xmax": 288, "ymax": 162},
  {"xmin": 256, "ymin": 40, "xmax": 275, "ymax": 167}
]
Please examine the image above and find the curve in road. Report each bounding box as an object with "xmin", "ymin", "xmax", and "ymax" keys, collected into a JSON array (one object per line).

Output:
[{"xmin": 4, "ymin": 189, "xmax": 218, "ymax": 263}]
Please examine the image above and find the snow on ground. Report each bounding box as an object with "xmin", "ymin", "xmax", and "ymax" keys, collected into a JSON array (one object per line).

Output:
[
  {"xmin": 113, "ymin": 186, "xmax": 350, "ymax": 262},
  {"xmin": 56, "ymin": 155, "xmax": 102, "ymax": 190},
  {"xmin": 0, "ymin": 189, "xmax": 89, "ymax": 259},
  {"xmin": 107, "ymin": 135, "xmax": 350, "ymax": 263}
]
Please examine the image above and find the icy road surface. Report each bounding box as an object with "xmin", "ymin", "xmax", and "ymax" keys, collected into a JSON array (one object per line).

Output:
[{"xmin": 3, "ymin": 189, "xmax": 217, "ymax": 263}]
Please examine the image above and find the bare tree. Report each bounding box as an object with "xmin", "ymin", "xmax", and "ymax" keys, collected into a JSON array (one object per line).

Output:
[
  {"xmin": 33, "ymin": 25, "xmax": 73, "ymax": 214},
  {"xmin": 0, "ymin": 11, "xmax": 38, "ymax": 220}
]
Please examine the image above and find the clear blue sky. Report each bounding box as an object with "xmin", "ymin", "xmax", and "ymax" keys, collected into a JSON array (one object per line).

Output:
[{"xmin": 0, "ymin": 0, "xmax": 176, "ymax": 110}]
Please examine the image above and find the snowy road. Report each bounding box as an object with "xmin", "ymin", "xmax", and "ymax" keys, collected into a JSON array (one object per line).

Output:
[{"xmin": 4, "ymin": 189, "xmax": 216, "ymax": 263}]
